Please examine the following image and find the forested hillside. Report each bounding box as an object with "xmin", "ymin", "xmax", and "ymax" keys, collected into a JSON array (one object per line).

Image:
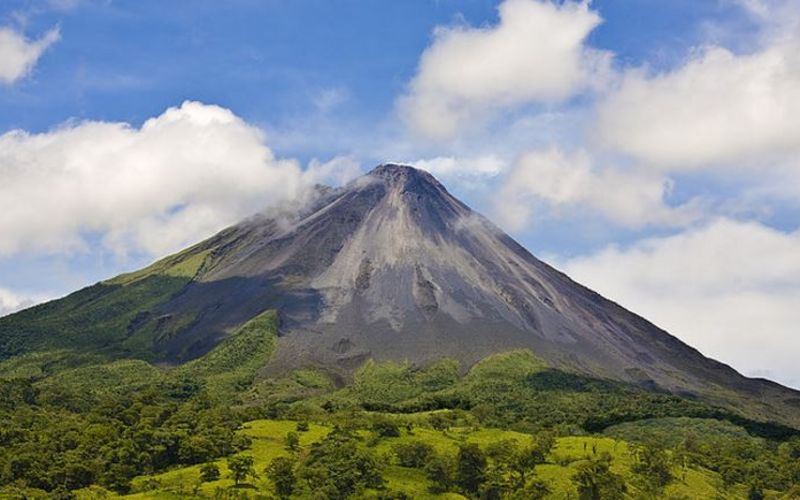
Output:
[{"xmin": 1, "ymin": 336, "xmax": 798, "ymax": 499}]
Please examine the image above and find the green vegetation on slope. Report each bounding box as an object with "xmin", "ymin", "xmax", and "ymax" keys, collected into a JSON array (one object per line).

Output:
[
  {"xmin": 315, "ymin": 351, "xmax": 797, "ymax": 440},
  {"xmin": 174, "ymin": 310, "xmax": 277, "ymax": 396},
  {"xmin": 0, "ymin": 308, "xmax": 278, "ymax": 496},
  {"xmin": 105, "ymin": 249, "xmax": 211, "ymax": 286},
  {"xmin": 0, "ymin": 246, "xmax": 211, "ymax": 362},
  {"xmin": 0, "ymin": 345, "xmax": 798, "ymax": 498},
  {"xmin": 0, "ymin": 276, "xmax": 188, "ymax": 360}
]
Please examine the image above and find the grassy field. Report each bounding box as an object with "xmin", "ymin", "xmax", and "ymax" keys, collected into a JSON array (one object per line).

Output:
[{"xmin": 113, "ymin": 417, "xmax": 739, "ymax": 499}]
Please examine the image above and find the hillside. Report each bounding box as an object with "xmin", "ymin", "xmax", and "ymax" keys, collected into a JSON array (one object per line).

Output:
[{"xmin": 1, "ymin": 345, "xmax": 798, "ymax": 498}]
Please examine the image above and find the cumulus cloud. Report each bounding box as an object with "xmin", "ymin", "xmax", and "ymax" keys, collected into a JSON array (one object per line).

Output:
[
  {"xmin": 594, "ymin": 0, "xmax": 800, "ymax": 171},
  {"xmin": 557, "ymin": 219, "xmax": 800, "ymax": 388},
  {"xmin": 493, "ymin": 148, "xmax": 700, "ymax": 231},
  {"xmin": 0, "ymin": 26, "xmax": 60, "ymax": 84},
  {"xmin": 0, "ymin": 101, "xmax": 330, "ymax": 257},
  {"xmin": 595, "ymin": 44, "xmax": 800, "ymax": 169},
  {"xmin": 398, "ymin": 0, "xmax": 610, "ymax": 140}
]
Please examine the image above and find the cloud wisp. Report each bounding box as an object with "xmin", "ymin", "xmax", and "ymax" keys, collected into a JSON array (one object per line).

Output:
[
  {"xmin": 0, "ymin": 26, "xmax": 60, "ymax": 85},
  {"xmin": 0, "ymin": 287, "xmax": 51, "ymax": 318}
]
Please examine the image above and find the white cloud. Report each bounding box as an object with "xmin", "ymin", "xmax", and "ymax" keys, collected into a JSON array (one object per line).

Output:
[
  {"xmin": 0, "ymin": 101, "xmax": 333, "ymax": 257},
  {"xmin": 737, "ymin": 0, "xmax": 772, "ymax": 18},
  {"xmin": 0, "ymin": 26, "xmax": 60, "ymax": 84},
  {"xmin": 0, "ymin": 287, "xmax": 50, "ymax": 317},
  {"xmin": 594, "ymin": 1, "xmax": 800, "ymax": 171},
  {"xmin": 412, "ymin": 155, "xmax": 506, "ymax": 188},
  {"xmin": 557, "ymin": 218, "xmax": 800, "ymax": 388},
  {"xmin": 398, "ymin": 0, "xmax": 610, "ymax": 140},
  {"xmin": 736, "ymin": 0, "xmax": 800, "ymax": 33},
  {"xmin": 493, "ymin": 148, "xmax": 700, "ymax": 231},
  {"xmin": 304, "ymin": 155, "xmax": 362, "ymax": 186}
]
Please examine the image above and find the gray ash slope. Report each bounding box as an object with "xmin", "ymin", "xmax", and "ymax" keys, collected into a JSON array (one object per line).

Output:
[{"xmin": 137, "ymin": 164, "xmax": 800, "ymax": 424}]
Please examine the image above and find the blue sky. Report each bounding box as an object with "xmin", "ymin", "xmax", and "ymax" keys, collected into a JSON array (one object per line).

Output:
[
  {"xmin": 1, "ymin": 0, "xmax": 754, "ymax": 136},
  {"xmin": 2, "ymin": 0, "xmax": 800, "ymax": 388}
]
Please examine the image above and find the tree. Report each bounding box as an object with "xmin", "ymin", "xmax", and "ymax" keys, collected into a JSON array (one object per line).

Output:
[
  {"xmin": 297, "ymin": 429, "xmax": 383, "ymax": 499},
  {"xmin": 509, "ymin": 479, "xmax": 550, "ymax": 500},
  {"xmin": 483, "ymin": 439, "xmax": 520, "ymax": 499},
  {"xmin": 572, "ymin": 454, "xmax": 626, "ymax": 500},
  {"xmin": 296, "ymin": 421, "xmax": 310, "ymax": 432},
  {"xmin": 372, "ymin": 417, "xmax": 400, "ymax": 437},
  {"xmin": 59, "ymin": 461, "xmax": 95, "ymax": 490},
  {"xmin": 429, "ymin": 413, "xmax": 454, "ymax": 431},
  {"xmin": 393, "ymin": 441, "xmax": 434, "ymax": 468},
  {"xmin": 425, "ymin": 453, "xmax": 455, "ymax": 494},
  {"xmin": 533, "ymin": 431, "xmax": 556, "ymax": 459},
  {"xmin": 5, "ymin": 452, "xmax": 51, "ymax": 490},
  {"xmin": 718, "ymin": 461, "xmax": 744, "ymax": 491},
  {"xmin": 266, "ymin": 456, "xmax": 296, "ymax": 499},
  {"xmin": 286, "ymin": 432, "xmax": 300, "ymax": 452},
  {"xmin": 199, "ymin": 462, "xmax": 220, "ymax": 482},
  {"xmin": 456, "ymin": 443, "xmax": 487, "ymax": 495},
  {"xmin": 631, "ymin": 443, "xmax": 673, "ymax": 496},
  {"xmin": 480, "ymin": 466, "xmax": 512, "ymax": 500},
  {"xmin": 486, "ymin": 439, "xmax": 519, "ymax": 469},
  {"xmin": 228, "ymin": 455, "xmax": 257, "ymax": 486},
  {"xmin": 178, "ymin": 435, "xmax": 214, "ymax": 463},
  {"xmin": 100, "ymin": 463, "xmax": 137, "ymax": 494},
  {"xmin": 493, "ymin": 431, "xmax": 554, "ymax": 491}
]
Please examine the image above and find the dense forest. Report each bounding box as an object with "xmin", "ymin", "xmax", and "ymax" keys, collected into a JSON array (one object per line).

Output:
[{"xmin": 1, "ymin": 315, "xmax": 799, "ymax": 499}]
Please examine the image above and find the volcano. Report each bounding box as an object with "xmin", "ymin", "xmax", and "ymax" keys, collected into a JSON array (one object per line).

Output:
[{"xmin": 2, "ymin": 164, "xmax": 798, "ymax": 426}]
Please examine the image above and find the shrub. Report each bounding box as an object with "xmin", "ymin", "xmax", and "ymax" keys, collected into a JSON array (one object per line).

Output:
[
  {"xmin": 266, "ymin": 456, "xmax": 296, "ymax": 498},
  {"xmin": 393, "ymin": 441, "xmax": 434, "ymax": 468},
  {"xmin": 298, "ymin": 429, "xmax": 384, "ymax": 498},
  {"xmin": 372, "ymin": 417, "xmax": 400, "ymax": 437},
  {"xmin": 456, "ymin": 443, "xmax": 487, "ymax": 495},
  {"xmin": 227, "ymin": 455, "xmax": 257, "ymax": 486},
  {"xmin": 286, "ymin": 431, "xmax": 300, "ymax": 451},
  {"xmin": 199, "ymin": 463, "xmax": 220, "ymax": 482},
  {"xmin": 572, "ymin": 453, "xmax": 626, "ymax": 500},
  {"xmin": 425, "ymin": 453, "xmax": 455, "ymax": 494}
]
